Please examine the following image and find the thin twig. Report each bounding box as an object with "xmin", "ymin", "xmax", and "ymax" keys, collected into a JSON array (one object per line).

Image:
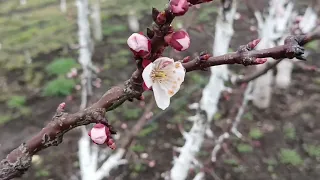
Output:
[
  {"xmin": 234, "ymin": 60, "xmax": 282, "ymax": 84},
  {"xmin": 0, "ymin": 1, "xmax": 319, "ymax": 179}
]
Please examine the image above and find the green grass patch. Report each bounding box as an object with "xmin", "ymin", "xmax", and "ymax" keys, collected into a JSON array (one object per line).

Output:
[
  {"xmin": 43, "ymin": 77, "xmax": 76, "ymax": 96},
  {"xmin": 6, "ymin": 95, "xmax": 26, "ymax": 109},
  {"xmin": 45, "ymin": 58, "xmax": 78, "ymax": 76},
  {"xmin": 279, "ymin": 149, "xmax": 303, "ymax": 166},
  {"xmin": 249, "ymin": 128, "xmax": 263, "ymax": 140},
  {"xmin": 237, "ymin": 143, "xmax": 253, "ymax": 153}
]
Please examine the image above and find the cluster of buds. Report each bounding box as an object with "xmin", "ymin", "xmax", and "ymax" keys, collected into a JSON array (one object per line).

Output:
[
  {"xmin": 88, "ymin": 123, "xmax": 116, "ymax": 150},
  {"xmin": 126, "ymin": 3, "xmax": 192, "ymax": 96}
]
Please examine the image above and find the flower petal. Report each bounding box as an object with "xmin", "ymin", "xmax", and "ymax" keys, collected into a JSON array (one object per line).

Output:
[
  {"xmin": 176, "ymin": 35, "xmax": 190, "ymax": 51},
  {"xmin": 169, "ymin": 30, "xmax": 190, "ymax": 51},
  {"xmin": 170, "ymin": 0, "xmax": 189, "ymax": 16},
  {"xmin": 153, "ymin": 57, "xmax": 174, "ymax": 70},
  {"xmin": 159, "ymin": 62, "xmax": 186, "ymax": 97},
  {"xmin": 153, "ymin": 82, "xmax": 170, "ymax": 110},
  {"xmin": 127, "ymin": 33, "xmax": 150, "ymax": 52},
  {"xmin": 90, "ymin": 125, "xmax": 107, "ymax": 144},
  {"xmin": 172, "ymin": 62, "xmax": 186, "ymax": 83},
  {"xmin": 142, "ymin": 63, "xmax": 154, "ymax": 88}
]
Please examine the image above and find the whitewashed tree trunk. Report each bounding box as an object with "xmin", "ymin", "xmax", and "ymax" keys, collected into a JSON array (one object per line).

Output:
[
  {"xmin": 252, "ymin": 1, "xmax": 317, "ymax": 108},
  {"xmin": 170, "ymin": 1, "xmax": 237, "ymax": 179},
  {"xmin": 20, "ymin": 0, "xmax": 26, "ymax": 5},
  {"xmin": 252, "ymin": 0, "xmax": 294, "ymax": 108},
  {"xmin": 127, "ymin": 10, "xmax": 140, "ymax": 32},
  {"xmin": 76, "ymin": 0, "xmax": 93, "ymax": 110},
  {"xmin": 76, "ymin": 0, "xmax": 96, "ymax": 179},
  {"xmin": 275, "ymin": 7, "xmax": 317, "ymax": 88},
  {"xmin": 94, "ymin": 148, "xmax": 128, "ymax": 180},
  {"xmin": 76, "ymin": 1, "xmax": 126, "ymax": 178},
  {"xmin": 91, "ymin": 0, "xmax": 103, "ymax": 41},
  {"xmin": 60, "ymin": 0, "xmax": 67, "ymax": 13},
  {"xmin": 78, "ymin": 128, "xmax": 98, "ymax": 180}
]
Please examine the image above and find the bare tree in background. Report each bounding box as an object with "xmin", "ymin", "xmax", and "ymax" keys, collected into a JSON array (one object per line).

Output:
[
  {"xmin": 60, "ymin": 0, "xmax": 67, "ymax": 13},
  {"xmin": 252, "ymin": 0, "xmax": 318, "ymax": 108},
  {"xmin": 91, "ymin": 0, "xmax": 103, "ymax": 41},
  {"xmin": 170, "ymin": 1, "xmax": 237, "ymax": 179},
  {"xmin": 20, "ymin": 0, "xmax": 26, "ymax": 6}
]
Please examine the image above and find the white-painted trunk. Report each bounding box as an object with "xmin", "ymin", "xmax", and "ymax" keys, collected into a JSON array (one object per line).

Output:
[
  {"xmin": 127, "ymin": 10, "xmax": 140, "ymax": 32},
  {"xmin": 76, "ymin": 0, "xmax": 96, "ymax": 179},
  {"xmin": 193, "ymin": 172, "xmax": 205, "ymax": 180},
  {"xmin": 170, "ymin": 115, "xmax": 206, "ymax": 180},
  {"xmin": 252, "ymin": 0, "xmax": 294, "ymax": 108},
  {"xmin": 60, "ymin": 0, "xmax": 67, "ymax": 13},
  {"xmin": 91, "ymin": 0, "xmax": 103, "ymax": 41},
  {"xmin": 299, "ymin": 7, "xmax": 317, "ymax": 33},
  {"xmin": 76, "ymin": 0, "xmax": 93, "ymax": 110},
  {"xmin": 20, "ymin": 0, "xmax": 26, "ymax": 5},
  {"xmin": 275, "ymin": 7, "xmax": 317, "ymax": 89},
  {"xmin": 170, "ymin": 1, "xmax": 237, "ymax": 179},
  {"xmin": 94, "ymin": 149, "xmax": 128, "ymax": 180},
  {"xmin": 78, "ymin": 128, "xmax": 97, "ymax": 180},
  {"xmin": 251, "ymin": 39, "xmax": 275, "ymax": 109}
]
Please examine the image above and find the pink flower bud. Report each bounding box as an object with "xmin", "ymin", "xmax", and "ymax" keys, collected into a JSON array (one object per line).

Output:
[
  {"xmin": 169, "ymin": 0, "xmax": 189, "ymax": 16},
  {"xmin": 248, "ymin": 39, "xmax": 261, "ymax": 49},
  {"xmin": 165, "ymin": 30, "xmax": 190, "ymax": 51},
  {"xmin": 58, "ymin": 102, "xmax": 66, "ymax": 110},
  {"xmin": 127, "ymin": 33, "xmax": 151, "ymax": 58},
  {"xmin": 148, "ymin": 160, "xmax": 156, "ymax": 167},
  {"xmin": 121, "ymin": 123, "xmax": 128, "ymax": 129},
  {"xmin": 88, "ymin": 123, "xmax": 109, "ymax": 145},
  {"xmin": 182, "ymin": 56, "xmax": 190, "ymax": 63},
  {"xmin": 170, "ymin": 0, "xmax": 189, "ymax": 16},
  {"xmin": 156, "ymin": 12, "xmax": 167, "ymax": 24}
]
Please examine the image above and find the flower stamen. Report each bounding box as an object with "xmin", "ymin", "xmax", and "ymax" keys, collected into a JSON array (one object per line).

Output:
[{"xmin": 151, "ymin": 70, "xmax": 167, "ymax": 81}]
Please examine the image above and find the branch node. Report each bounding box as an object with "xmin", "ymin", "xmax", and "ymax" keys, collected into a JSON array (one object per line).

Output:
[{"xmin": 284, "ymin": 35, "xmax": 306, "ymax": 60}]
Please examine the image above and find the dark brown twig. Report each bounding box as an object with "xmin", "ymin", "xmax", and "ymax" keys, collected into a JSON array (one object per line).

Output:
[
  {"xmin": 183, "ymin": 32, "xmax": 320, "ymax": 72},
  {"xmin": 235, "ymin": 59, "xmax": 283, "ymax": 84}
]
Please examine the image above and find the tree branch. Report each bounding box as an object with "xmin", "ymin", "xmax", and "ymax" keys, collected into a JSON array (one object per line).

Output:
[
  {"xmin": 183, "ymin": 29, "xmax": 320, "ymax": 72},
  {"xmin": 234, "ymin": 26, "xmax": 320, "ymax": 84},
  {"xmin": 235, "ymin": 59, "xmax": 283, "ymax": 84}
]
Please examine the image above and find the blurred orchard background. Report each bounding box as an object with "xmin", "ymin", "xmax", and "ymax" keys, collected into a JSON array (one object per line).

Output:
[{"xmin": 0, "ymin": 0, "xmax": 320, "ymax": 180}]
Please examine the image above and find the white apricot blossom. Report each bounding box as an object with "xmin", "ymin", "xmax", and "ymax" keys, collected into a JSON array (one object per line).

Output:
[{"xmin": 142, "ymin": 57, "xmax": 186, "ymax": 110}]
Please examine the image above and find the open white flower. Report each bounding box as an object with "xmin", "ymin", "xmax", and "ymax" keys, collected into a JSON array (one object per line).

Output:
[{"xmin": 142, "ymin": 57, "xmax": 186, "ymax": 110}]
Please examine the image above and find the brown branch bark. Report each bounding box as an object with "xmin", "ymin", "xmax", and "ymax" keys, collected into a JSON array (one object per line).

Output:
[
  {"xmin": 234, "ymin": 27, "xmax": 320, "ymax": 84},
  {"xmin": 183, "ymin": 28, "xmax": 320, "ymax": 72},
  {"xmin": 235, "ymin": 59, "xmax": 283, "ymax": 84},
  {"xmin": 0, "ymin": 2, "xmax": 319, "ymax": 180}
]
